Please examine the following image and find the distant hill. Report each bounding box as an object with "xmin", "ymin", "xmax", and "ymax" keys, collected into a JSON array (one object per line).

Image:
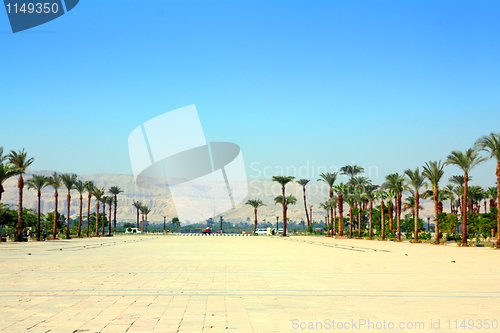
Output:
[{"xmin": 1, "ymin": 170, "xmax": 439, "ymax": 225}]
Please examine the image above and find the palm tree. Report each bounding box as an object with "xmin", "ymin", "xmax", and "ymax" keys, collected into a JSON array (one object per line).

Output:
[
  {"xmin": 352, "ymin": 187, "xmax": 366, "ymax": 238},
  {"xmin": 365, "ymin": 184, "xmax": 379, "ymax": 240},
  {"xmin": 446, "ymin": 149, "xmax": 485, "ymax": 246},
  {"xmin": 383, "ymin": 173, "xmax": 406, "ymax": 241},
  {"xmin": 330, "ymin": 195, "xmax": 338, "ymax": 236},
  {"xmin": 334, "ymin": 183, "xmax": 345, "ymax": 235},
  {"xmin": 106, "ymin": 196, "xmax": 114, "ymax": 236},
  {"xmin": 8, "ymin": 149, "xmax": 34, "ymax": 241},
  {"xmin": 449, "ymin": 175, "xmax": 466, "ymax": 214},
  {"xmin": 133, "ymin": 201, "xmax": 142, "ymax": 229},
  {"xmin": 0, "ymin": 147, "xmax": 14, "ymax": 202},
  {"xmin": 386, "ymin": 190, "xmax": 395, "ymax": 231},
  {"xmin": 376, "ymin": 189, "xmax": 388, "ymax": 240},
  {"xmin": 74, "ymin": 180, "xmax": 86, "ymax": 237},
  {"xmin": 271, "ymin": 176, "xmax": 295, "ymax": 236},
  {"xmin": 318, "ymin": 172, "xmax": 339, "ymax": 235},
  {"xmin": 487, "ymin": 187, "xmax": 498, "ymax": 212},
  {"xmin": 405, "ymin": 167, "xmax": 427, "ymax": 242},
  {"xmin": 140, "ymin": 205, "xmax": 146, "ymax": 231},
  {"xmin": 92, "ymin": 187, "xmax": 105, "ymax": 236},
  {"xmin": 26, "ymin": 174, "xmax": 48, "ymax": 241},
  {"xmin": 47, "ymin": 172, "xmax": 63, "ymax": 239},
  {"xmin": 340, "ymin": 165, "xmax": 365, "ymax": 186},
  {"xmin": 344, "ymin": 193, "xmax": 355, "ymax": 238},
  {"xmin": 0, "ymin": 164, "xmax": 20, "ymax": 202},
  {"xmin": 108, "ymin": 186, "xmax": 124, "ymax": 230},
  {"xmin": 422, "ymin": 161, "xmax": 445, "ymax": 244},
  {"xmin": 61, "ymin": 174, "xmax": 78, "ymax": 239},
  {"xmin": 144, "ymin": 206, "xmax": 152, "ymax": 232},
  {"xmin": 319, "ymin": 201, "xmax": 330, "ymax": 232},
  {"xmin": 245, "ymin": 199, "xmax": 265, "ymax": 234},
  {"xmin": 273, "ymin": 194, "xmax": 297, "ymax": 235},
  {"xmin": 443, "ymin": 184, "xmax": 456, "ymax": 214},
  {"xmin": 100, "ymin": 195, "xmax": 108, "ymax": 236},
  {"xmin": 402, "ymin": 195, "xmax": 424, "ymax": 214},
  {"xmin": 84, "ymin": 181, "xmax": 95, "ymax": 237},
  {"xmin": 140, "ymin": 205, "xmax": 150, "ymax": 232},
  {"xmin": 296, "ymin": 179, "xmax": 311, "ymax": 226},
  {"xmin": 475, "ymin": 133, "xmax": 500, "ymax": 248},
  {"xmin": 0, "ymin": 147, "xmax": 7, "ymax": 164}
]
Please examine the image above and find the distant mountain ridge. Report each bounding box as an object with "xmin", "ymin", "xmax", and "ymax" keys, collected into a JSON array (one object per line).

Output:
[{"xmin": 1, "ymin": 170, "xmax": 437, "ymax": 225}]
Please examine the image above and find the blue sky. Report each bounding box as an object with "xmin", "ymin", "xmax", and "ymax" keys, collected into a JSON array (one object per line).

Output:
[{"xmin": 1, "ymin": 0, "xmax": 499, "ymax": 187}]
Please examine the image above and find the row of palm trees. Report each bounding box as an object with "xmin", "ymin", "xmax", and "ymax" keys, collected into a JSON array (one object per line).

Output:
[
  {"xmin": 1, "ymin": 148, "xmax": 125, "ymax": 241},
  {"xmin": 255, "ymin": 133, "xmax": 500, "ymax": 248},
  {"xmin": 131, "ymin": 200, "xmax": 152, "ymax": 232}
]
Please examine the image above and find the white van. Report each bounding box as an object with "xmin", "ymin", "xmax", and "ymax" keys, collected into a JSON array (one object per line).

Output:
[
  {"xmin": 125, "ymin": 228, "xmax": 142, "ymax": 234},
  {"xmin": 255, "ymin": 229, "xmax": 268, "ymax": 235}
]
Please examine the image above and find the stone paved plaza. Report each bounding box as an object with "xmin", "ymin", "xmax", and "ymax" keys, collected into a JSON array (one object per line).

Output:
[{"xmin": 0, "ymin": 235, "xmax": 499, "ymax": 333}]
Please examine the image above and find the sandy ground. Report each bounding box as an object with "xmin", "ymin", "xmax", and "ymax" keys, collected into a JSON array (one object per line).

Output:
[{"xmin": 0, "ymin": 234, "xmax": 499, "ymax": 333}]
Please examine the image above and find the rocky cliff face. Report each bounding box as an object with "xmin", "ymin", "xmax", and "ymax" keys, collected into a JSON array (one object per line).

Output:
[{"xmin": 1, "ymin": 170, "xmax": 437, "ymax": 225}]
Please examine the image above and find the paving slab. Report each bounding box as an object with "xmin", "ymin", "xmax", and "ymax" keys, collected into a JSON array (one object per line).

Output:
[{"xmin": 0, "ymin": 234, "xmax": 499, "ymax": 332}]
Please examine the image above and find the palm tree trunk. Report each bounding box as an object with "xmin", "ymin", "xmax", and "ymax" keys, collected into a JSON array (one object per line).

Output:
[
  {"xmin": 303, "ymin": 187, "xmax": 310, "ymax": 226},
  {"xmin": 108, "ymin": 203, "xmax": 112, "ymax": 236},
  {"xmin": 388, "ymin": 202, "xmax": 393, "ymax": 230},
  {"xmin": 496, "ymin": 161, "xmax": 500, "ymax": 249},
  {"xmin": 36, "ymin": 191, "xmax": 41, "ymax": 241},
  {"xmin": 282, "ymin": 186, "xmax": 287, "ymax": 236},
  {"xmin": 310, "ymin": 206, "xmax": 312, "ymax": 227},
  {"xmin": 86, "ymin": 195, "xmax": 91, "ymax": 237},
  {"xmin": 414, "ymin": 191, "xmax": 419, "ymax": 242},
  {"xmin": 326, "ymin": 210, "xmax": 330, "ymax": 235},
  {"xmin": 369, "ymin": 201, "xmax": 373, "ymax": 240},
  {"xmin": 333, "ymin": 208, "xmax": 337, "ymax": 236},
  {"xmin": 357, "ymin": 207, "xmax": 362, "ymax": 238},
  {"xmin": 349, "ymin": 205, "xmax": 353, "ymax": 238},
  {"xmin": 136, "ymin": 209, "xmax": 140, "ymax": 229},
  {"xmin": 433, "ymin": 186, "xmax": 439, "ymax": 244},
  {"xmin": 142, "ymin": 214, "xmax": 145, "ymax": 232},
  {"xmin": 253, "ymin": 208, "xmax": 257, "ymax": 234},
  {"xmin": 78, "ymin": 195, "xmax": 83, "ymax": 237},
  {"xmin": 52, "ymin": 190, "xmax": 59, "ymax": 239},
  {"xmin": 145, "ymin": 215, "xmax": 148, "ymax": 233},
  {"xmin": 329, "ymin": 189, "xmax": 333, "ymax": 237},
  {"xmin": 102, "ymin": 203, "xmax": 106, "ymax": 236},
  {"xmin": 113, "ymin": 195, "xmax": 117, "ymax": 229},
  {"xmin": 96, "ymin": 203, "xmax": 100, "ymax": 236},
  {"xmin": 381, "ymin": 200, "xmax": 385, "ymax": 240},
  {"xmin": 66, "ymin": 192, "xmax": 71, "ymax": 239},
  {"xmin": 16, "ymin": 175, "xmax": 24, "ymax": 242},
  {"xmin": 397, "ymin": 194, "xmax": 402, "ymax": 241},
  {"xmin": 338, "ymin": 193, "xmax": 343, "ymax": 236},
  {"xmin": 462, "ymin": 174, "xmax": 469, "ymax": 246}
]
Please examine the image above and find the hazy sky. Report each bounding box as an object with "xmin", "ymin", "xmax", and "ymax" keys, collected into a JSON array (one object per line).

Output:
[{"xmin": 1, "ymin": 0, "xmax": 499, "ymax": 187}]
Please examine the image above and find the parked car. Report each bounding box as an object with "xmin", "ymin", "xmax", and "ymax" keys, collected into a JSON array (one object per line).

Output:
[{"xmin": 202, "ymin": 227, "xmax": 212, "ymax": 235}]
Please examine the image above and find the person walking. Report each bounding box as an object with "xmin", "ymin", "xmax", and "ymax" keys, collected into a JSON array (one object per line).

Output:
[{"xmin": 43, "ymin": 229, "xmax": 47, "ymax": 241}]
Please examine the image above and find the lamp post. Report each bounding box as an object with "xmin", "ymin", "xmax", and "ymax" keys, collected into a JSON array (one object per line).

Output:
[
  {"xmin": 220, "ymin": 216, "xmax": 223, "ymax": 235},
  {"xmin": 163, "ymin": 216, "xmax": 166, "ymax": 234}
]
